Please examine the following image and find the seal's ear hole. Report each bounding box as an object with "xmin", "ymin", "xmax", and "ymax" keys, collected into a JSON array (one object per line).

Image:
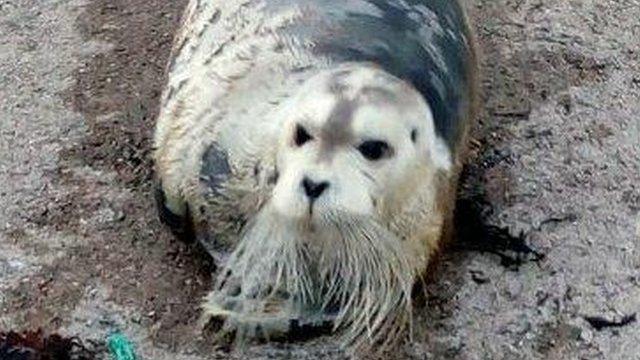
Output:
[
  {"xmin": 411, "ymin": 128, "xmax": 418, "ymax": 143},
  {"xmin": 294, "ymin": 124, "xmax": 313, "ymax": 147}
]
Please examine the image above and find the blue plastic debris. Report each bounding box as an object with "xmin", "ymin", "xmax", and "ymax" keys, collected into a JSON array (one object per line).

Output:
[{"xmin": 107, "ymin": 331, "xmax": 138, "ymax": 360}]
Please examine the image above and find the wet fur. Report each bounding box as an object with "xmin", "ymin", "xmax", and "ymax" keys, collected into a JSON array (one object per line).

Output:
[
  {"xmin": 154, "ymin": 0, "xmax": 479, "ymax": 353},
  {"xmin": 203, "ymin": 208, "xmax": 417, "ymax": 349}
]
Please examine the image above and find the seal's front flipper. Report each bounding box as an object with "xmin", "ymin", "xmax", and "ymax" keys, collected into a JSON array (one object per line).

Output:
[{"xmin": 154, "ymin": 182, "xmax": 195, "ymax": 242}]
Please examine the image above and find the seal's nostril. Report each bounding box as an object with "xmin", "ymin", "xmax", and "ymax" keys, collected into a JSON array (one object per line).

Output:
[{"xmin": 302, "ymin": 177, "xmax": 330, "ymax": 200}]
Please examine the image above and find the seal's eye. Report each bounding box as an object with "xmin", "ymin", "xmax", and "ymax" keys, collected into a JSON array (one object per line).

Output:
[
  {"xmin": 358, "ymin": 140, "xmax": 392, "ymax": 161},
  {"xmin": 294, "ymin": 124, "xmax": 312, "ymax": 147}
]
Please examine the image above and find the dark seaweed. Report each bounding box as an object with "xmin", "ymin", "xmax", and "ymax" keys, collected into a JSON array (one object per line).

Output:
[
  {"xmin": 453, "ymin": 196, "xmax": 545, "ymax": 271},
  {"xmin": 0, "ymin": 330, "xmax": 100, "ymax": 360},
  {"xmin": 584, "ymin": 314, "xmax": 637, "ymax": 331}
]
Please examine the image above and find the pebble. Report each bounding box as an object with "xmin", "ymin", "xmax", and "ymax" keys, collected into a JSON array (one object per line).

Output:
[{"xmin": 580, "ymin": 328, "xmax": 594, "ymax": 343}]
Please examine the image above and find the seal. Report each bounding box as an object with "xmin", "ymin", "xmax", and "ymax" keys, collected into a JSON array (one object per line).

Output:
[{"xmin": 154, "ymin": 0, "xmax": 478, "ymax": 351}]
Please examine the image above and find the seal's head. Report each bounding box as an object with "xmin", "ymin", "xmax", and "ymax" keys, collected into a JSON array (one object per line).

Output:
[
  {"xmin": 272, "ymin": 64, "xmax": 441, "ymax": 220},
  {"xmin": 204, "ymin": 64, "xmax": 449, "ymax": 349}
]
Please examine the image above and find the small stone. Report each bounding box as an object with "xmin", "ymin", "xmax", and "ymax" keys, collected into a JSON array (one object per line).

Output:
[
  {"xmin": 580, "ymin": 328, "xmax": 593, "ymax": 343},
  {"xmin": 565, "ymin": 324, "xmax": 582, "ymax": 341},
  {"xmin": 115, "ymin": 211, "xmax": 126, "ymax": 221},
  {"xmin": 470, "ymin": 270, "xmax": 489, "ymax": 284},
  {"xmin": 8, "ymin": 259, "xmax": 26, "ymax": 270},
  {"xmin": 506, "ymin": 277, "xmax": 523, "ymax": 299}
]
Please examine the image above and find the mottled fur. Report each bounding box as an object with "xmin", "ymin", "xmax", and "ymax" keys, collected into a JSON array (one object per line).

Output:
[{"xmin": 154, "ymin": 0, "xmax": 478, "ymax": 353}]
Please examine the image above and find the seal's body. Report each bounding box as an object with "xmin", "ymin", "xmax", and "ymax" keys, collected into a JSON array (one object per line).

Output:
[{"xmin": 154, "ymin": 0, "xmax": 477, "ymax": 350}]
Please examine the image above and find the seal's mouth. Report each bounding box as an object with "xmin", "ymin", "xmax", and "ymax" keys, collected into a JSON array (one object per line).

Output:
[{"xmin": 202, "ymin": 206, "xmax": 419, "ymax": 349}]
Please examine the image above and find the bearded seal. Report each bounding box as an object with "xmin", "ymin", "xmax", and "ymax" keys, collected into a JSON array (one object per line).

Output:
[{"xmin": 154, "ymin": 0, "xmax": 478, "ymax": 351}]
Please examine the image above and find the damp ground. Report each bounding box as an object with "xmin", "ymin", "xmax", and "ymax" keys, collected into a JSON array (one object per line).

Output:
[{"xmin": 1, "ymin": 0, "xmax": 638, "ymax": 359}]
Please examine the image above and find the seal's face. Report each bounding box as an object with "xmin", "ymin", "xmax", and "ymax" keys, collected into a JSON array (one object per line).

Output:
[
  {"xmin": 205, "ymin": 65, "xmax": 444, "ymax": 348},
  {"xmin": 272, "ymin": 65, "xmax": 435, "ymax": 222}
]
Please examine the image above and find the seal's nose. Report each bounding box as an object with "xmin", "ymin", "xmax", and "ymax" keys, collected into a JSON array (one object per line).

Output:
[{"xmin": 301, "ymin": 177, "xmax": 330, "ymax": 200}]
